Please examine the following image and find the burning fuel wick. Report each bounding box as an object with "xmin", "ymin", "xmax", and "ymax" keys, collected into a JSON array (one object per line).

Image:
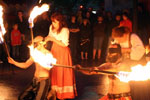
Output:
[{"xmin": 0, "ymin": 5, "xmax": 10, "ymax": 57}]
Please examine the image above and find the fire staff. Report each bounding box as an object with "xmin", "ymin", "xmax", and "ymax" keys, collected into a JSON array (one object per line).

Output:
[{"xmin": 7, "ymin": 36, "xmax": 54, "ymax": 100}]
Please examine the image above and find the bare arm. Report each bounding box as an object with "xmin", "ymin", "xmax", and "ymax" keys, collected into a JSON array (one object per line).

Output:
[
  {"xmin": 75, "ymin": 65, "xmax": 110, "ymax": 75},
  {"xmin": 45, "ymin": 36, "xmax": 67, "ymax": 47},
  {"xmin": 8, "ymin": 57, "xmax": 34, "ymax": 69},
  {"xmin": 97, "ymin": 63, "xmax": 115, "ymax": 70},
  {"xmin": 75, "ymin": 65, "xmax": 95, "ymax": 75}
]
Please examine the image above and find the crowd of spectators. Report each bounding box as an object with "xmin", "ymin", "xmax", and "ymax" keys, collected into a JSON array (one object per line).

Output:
[{"xmin": 0, "ymin": 2, "xmax": 150, "ymax": 65}]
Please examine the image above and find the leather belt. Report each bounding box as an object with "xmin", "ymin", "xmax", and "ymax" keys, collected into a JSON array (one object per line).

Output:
[{"xmin": 108, "ymin": 92, "xmax": 131, "ymax": 99}]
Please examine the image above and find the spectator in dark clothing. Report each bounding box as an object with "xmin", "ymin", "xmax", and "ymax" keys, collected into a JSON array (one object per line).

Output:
[
  {"xmin": 80, "ymin": 18, "xmax": 92, "ymax": 60},
  {"xmin": 76, "ymin": 10, "xmax": 83, "ymax": 25},
  {"xmin": 105, "ymin": 11, "xmax": 113, "ymax": 37},
  {"xmin": 16, "ymin": 10, "xmax": 30, "ymax": 61},
  {"xmin": 16, "ymin": 10, "xmax": 29, "ymax": 40},
  {"xmin": 33, "ymin": 12, "xmax": 50, "ymax": 38},
  {"xmin": 112, "ymin": 13, "xmax": 122, "ymax": 28},
  {"xmin": 103, "ymin": 11, "xmax": 114, "ymax": 63},
  {"xmin": 137, "ymin": 4, "xmax": 150, "ymax": 46},
  {"xmin": 85, "ymin": 11, "xmax": 95, "ymax": 25},
  {"xmin": 93, "ymin": 15, "xmax": 106, "ymax": 60},
  {"xmin": 68, "ymin": 15, "xmax": 80, "ymax": 64}
]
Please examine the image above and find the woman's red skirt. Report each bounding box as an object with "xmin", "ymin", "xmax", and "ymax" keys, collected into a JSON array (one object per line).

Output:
[{"xmin": 50, "ymin": 42, "xmax": 77, "ymax": 99}]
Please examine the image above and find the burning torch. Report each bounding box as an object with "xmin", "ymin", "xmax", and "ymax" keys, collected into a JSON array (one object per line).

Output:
[
  {"xmin": 0, "ymin": 5, "xmax": 10, "ymax": 57},
  {"xmin": 29, "ymin": 41, "xmax": 150, "ymax": 82},
  {"xmin": 28, "ymin": 4, "xmax": 49, "ymax": 45}
]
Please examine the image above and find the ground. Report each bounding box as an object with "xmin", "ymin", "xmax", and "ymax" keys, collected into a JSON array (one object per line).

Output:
[{"xmin": 0, "ymin": 60, "xmax": 150, "ymax": 100}]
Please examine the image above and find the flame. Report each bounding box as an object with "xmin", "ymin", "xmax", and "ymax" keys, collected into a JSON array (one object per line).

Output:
[
  {"xmin": 39, "ymin": 0, "xmax": 42, "ymax": 3},
  {"xmin": 29, "ymin": 43, "xmax": 56, "ymax": 69},
  {"xmin": 28, "ymin": 4, "xmax": 49, "ymax": 28},
  {"xmin": 0, "ymin": 5, "xmax": 6, "ymax": 42},
  {"xmin": 116, "ymin": 62, "xmax": 150, "ymax": 82}
]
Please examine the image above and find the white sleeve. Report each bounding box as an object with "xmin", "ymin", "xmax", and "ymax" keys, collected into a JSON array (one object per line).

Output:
[
  {"xmin": 130, "ymin": 34, "xmax": 145, "ymax": 60},
  {"xmin": 60, "ymin": 28, "xmax": 69, "ymax": 46}
]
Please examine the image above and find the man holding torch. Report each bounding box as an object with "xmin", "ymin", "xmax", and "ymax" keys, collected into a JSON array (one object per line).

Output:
[
  {"xmin": 7, "ymin": 36, "xmax": 55, "ymax": 100},
  {"xmin": 111, "ymin": 26, "xmax": 149, "ymax": 100},
  {"xmin": 76, "ymin": 43, "xmax": 132, "ymax": 100}
]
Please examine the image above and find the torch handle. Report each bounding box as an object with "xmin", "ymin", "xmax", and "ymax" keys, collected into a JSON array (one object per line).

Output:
[
  {"xmin": 1, "ymin": 32, "xmax": 10, "ymax": 57},
  {"xmin": 52, "ymin": 64, "xmax": 75, "ymax": 68},
  {"xmin": 78, "ymin": 67, "xmax": 117, "ymax": 75},
  {"xmin": 30, "ymin": 28, "xmax": 34, "ymax": 45},
  {"xmin": 3, "ymin": 41, "xmax": 10, "ymax": 57},
  {"xmin": 52, "ymin": 64, "xmax": 117, "ymax": 75}
]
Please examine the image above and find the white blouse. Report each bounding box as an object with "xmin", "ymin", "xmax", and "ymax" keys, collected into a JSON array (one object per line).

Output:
[
  {"xmin": 119, "ymin": 34, "xmax": 145, "ymax": 61},
  {"xmin": 48, "ymin": 25, "xmax": 69, "ymax": 46},
  {"xmin": 130, "ymin": 34, "xmax": 145, "ymax": 60}
]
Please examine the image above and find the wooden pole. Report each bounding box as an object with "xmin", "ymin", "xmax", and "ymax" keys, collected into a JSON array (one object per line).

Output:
[
  {"xmin": 30, "ymin": 27, "xmax": 34, "ymax": 45},
  {"xmin": 1, "ymin": 32, "xmax": 10, "ymax": 57},
  {"xmin": 52, "ymin": 64, "xmax": 117, "ymax": 75},
  {"xmin": 29, "ymin": 22, "xmax": 34, "ymax": 45}
]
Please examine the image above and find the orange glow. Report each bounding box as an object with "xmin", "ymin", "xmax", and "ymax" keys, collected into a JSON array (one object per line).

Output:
[
  {"xmin": 29, "ymin": 43, "xmax": 56, "ymax": 69},
  {"xmin": 0, "ymin": 5, "xmax": 6, "ymax": 42},
  {"xmin": 116, "ymin": 62, "xmax": 150, "ymax": 82},
  {"xmin": 80, "ymin": 5, "xmax": 83, "ymax": 9},
  {"xmin": 28, "ymin": 4, "xmax": 49, "ymax": 28},
  {"xmin": 0, "ymin": 82, "xmax": 19, "ymax": 100}
]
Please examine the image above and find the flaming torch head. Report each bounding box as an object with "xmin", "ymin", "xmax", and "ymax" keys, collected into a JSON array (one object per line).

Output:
[
  {"xmin": 28, "ymin": 4, "xmax": 49, "ymax": 28},
  {"xmin": 116, "ymin": 62, "xmax": 150, "ymax": 82},
  {"xmin": 29, "ymin": 37, "xmax": 56, "ymax": 69},
  {"xmin": 0, "ymin": 5, "xmax": 6, "ymax": 43}
]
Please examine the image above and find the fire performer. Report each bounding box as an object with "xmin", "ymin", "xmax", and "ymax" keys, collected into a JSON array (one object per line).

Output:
[
  {"xmin": 112, "ymin": 26, "xmax": 150, "ymax": 100},
  {"xmin": 7, "ymin": 36, "xmax": 55, "ymax": 100},
  {"xmin": 45, "ymin": 12, "xmax": 77, "ymax": 100},
  {"xmin": 76, "ymin": 43, "xmax": 132, "ymax": 100}
]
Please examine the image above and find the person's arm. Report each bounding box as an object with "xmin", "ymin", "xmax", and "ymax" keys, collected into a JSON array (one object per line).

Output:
[
  {"xmin": 75, "ymin": 63, "xmax": 115, "ymax": 75},
  {"xmin": 96, "ymin": 63, "xmax": 118, "ymax": 71},
  {"xmin": 8, "ymin": 57, "xmax": 34, "ymax": 69},
  {"xmin": 45, "ymin": 36, "xmax": 67, "ymax": 47},
  {"xmin": 45, "ymin": 28, "xmax": 69, "ymax": 47},
  {"xmin": 75, "ymin": 65, "xmax": 97, "ymax": 75}
]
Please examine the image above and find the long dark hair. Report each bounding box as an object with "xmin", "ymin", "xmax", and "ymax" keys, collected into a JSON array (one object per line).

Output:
[{"xmin": 51, "ymin": 12, "xmax": 67, "ymax": 33}]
